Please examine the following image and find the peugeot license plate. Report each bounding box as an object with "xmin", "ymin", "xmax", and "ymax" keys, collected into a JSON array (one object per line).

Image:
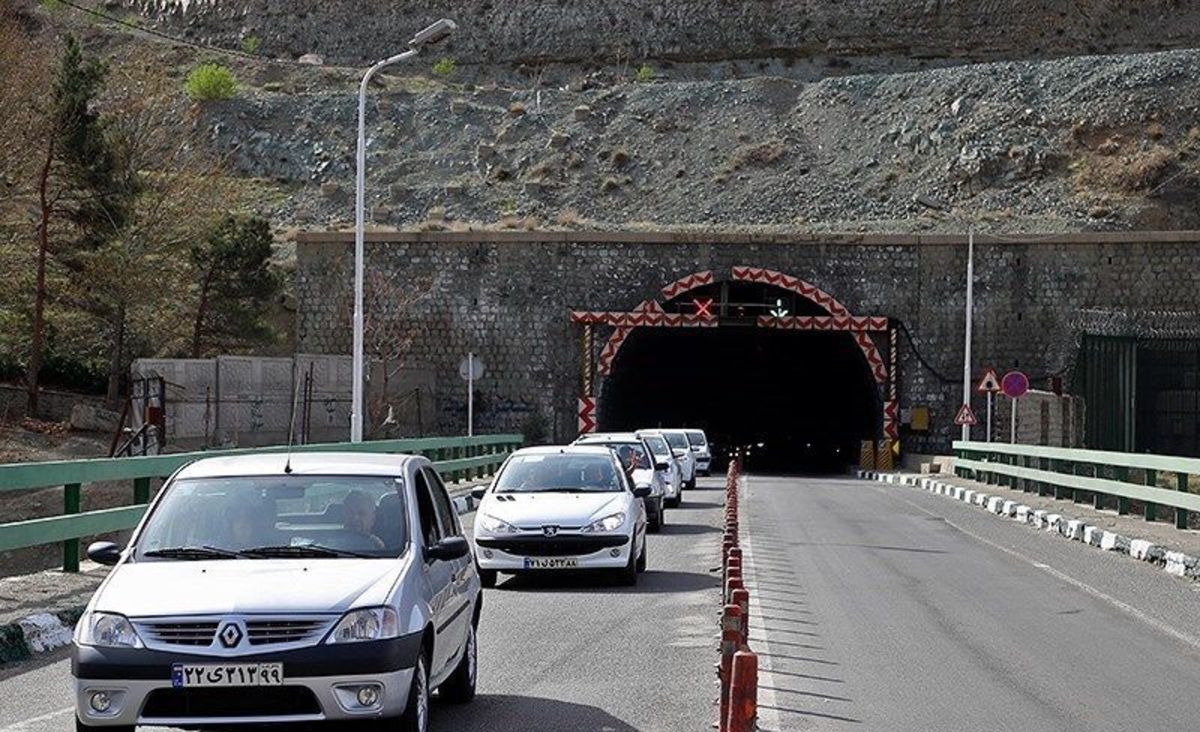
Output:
[
  {"xmin": 523, "ymin": 557, "xmax": 578, "ymax": 569},
  {"xmin": 171, "ymin": 663, "xmax": 284, "ymax": 688}
]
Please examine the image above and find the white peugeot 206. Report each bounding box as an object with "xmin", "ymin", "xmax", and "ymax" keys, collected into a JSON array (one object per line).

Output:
[
  {"xmin": 72, "ymin": 452, "xmax": 481, "ymax": 732},
  {"xmin": 471, "ymin": 446, "xmax": 650, "ymax": 588}
]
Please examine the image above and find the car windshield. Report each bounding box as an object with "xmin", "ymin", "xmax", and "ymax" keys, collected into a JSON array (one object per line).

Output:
[
  {"xmin": 495, "ymin": 454, "xmax": 624, "ymax": 493},
  {"xmin": 685, "ymin": 431, "xmax": 707, "ymax": 447},
  {"xmin": 663, "ymin": 432, "xmax": 688, "ymax": 450},
  {"xmin": 642, "ymin": 434, "xmax": 671, "ymax": 460},
  {"xmin": 136, "ymin": 475, "xmax": 409, "ymax": 560}
]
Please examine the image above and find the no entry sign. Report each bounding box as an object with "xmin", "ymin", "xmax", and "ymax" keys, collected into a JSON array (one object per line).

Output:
[{"xmin": 1001, "ymin": 371, "xmax": 1029, "ymax": 399}]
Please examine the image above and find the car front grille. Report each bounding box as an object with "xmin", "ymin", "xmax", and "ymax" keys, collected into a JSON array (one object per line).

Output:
[
  {"xmin": 477, "ymin": 534, "xmax": 629, "ymax": 557},
  {"xmin": 142, "ymin": 687, "xmax": 321, "ymax": 719},
  {"xmin": 246, "ymin": 619, "xmax": 328, "ymax": 646},
  {"xmin": 141, "ymin": 621, "xmax": 218, "ymax": 647}
]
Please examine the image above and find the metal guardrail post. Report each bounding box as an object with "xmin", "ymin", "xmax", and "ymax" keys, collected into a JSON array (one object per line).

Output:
[
  {"xmin": 1176, "ymin": 472, "xmax": 1190, "ymax": 529},
  {"xmin": 1145, "ymin": 469, "xmax": 1158, "ymax": 522},
  {"xmin": 134, "ymin": 476, "xmax": 150, "ymax": 505},
  {"xmin": 1114, "ymin": 467, "xmax": 1129, "ymax": 514},
  {"xmin": 63, "ymin": 483, "xmax": 81, "ymax": 573}
]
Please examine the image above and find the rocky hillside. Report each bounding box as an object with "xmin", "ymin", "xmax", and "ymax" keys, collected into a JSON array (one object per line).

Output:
[{"xmin": 17, "ymin": 2, "xmax": 1200, "ymax": 234}]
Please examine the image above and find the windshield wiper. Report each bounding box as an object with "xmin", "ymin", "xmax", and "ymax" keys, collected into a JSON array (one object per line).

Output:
[
  {"xmin": 142, "ymin": 545, "xmax": 240, "ymax": 560},
  {"xmin": 238, "ymin": 544, "xmax": 374, "ymax": 559}
]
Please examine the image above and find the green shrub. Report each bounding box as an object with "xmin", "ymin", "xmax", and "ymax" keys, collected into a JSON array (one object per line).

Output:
[
  {"xmin": 634, "ymin": 64, "xmax": 654, "ymax": 83},
  {"xmin": 185, "ymin": 63, "xmax": 238, "ymax": 101},
  {"xmin": 241, "ymin": 35, "xmax": 260, "ymax": 54},
  {"xmin": 432, "ymin": 57, "xmax": 456, "ymax": 77}
]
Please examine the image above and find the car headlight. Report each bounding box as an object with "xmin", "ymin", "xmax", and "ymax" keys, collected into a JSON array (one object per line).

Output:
[
  {"xmin": 581, "ymin": 512, "xmax": 626, "ymax": 533},
  {"xmin": 76, "ymin": 611, "xmax": 143, "ymax": 649},
  {"xmin": 327, "ymin": 607, "xmax": 400, "ymax": 644},
  {"xmin": 476, "ymin": 513, "xmax": 519, "ymax": 534}
]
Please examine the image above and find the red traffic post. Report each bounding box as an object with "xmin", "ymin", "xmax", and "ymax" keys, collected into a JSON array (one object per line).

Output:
[
  {"xmin": 724, "ymin": 571, "xmax": 743, "ymax": 604},
  {"xmin": 726, "ymin": 649, "xmax": 758, "ymax": 732},
  {"xmin": 718, "ymin": 604, "xmax": 743, "ymax": 732},
  {"xmin": 730, "ymin": 587, "xmax": 750, "ymax": 647}
]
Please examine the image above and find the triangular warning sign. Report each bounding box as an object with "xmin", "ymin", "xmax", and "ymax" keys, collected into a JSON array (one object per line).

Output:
[
  {"xmin": 954, "ymin": 404, "xmax": 978, "ymax": 426},
  {"xmin": 976, "ymin": 368, "xmax": 1001, "ymax": 394}
]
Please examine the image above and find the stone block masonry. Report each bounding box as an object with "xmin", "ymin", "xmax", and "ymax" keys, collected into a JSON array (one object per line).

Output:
[{"xmin": 294, "ymin": 230, "xmax": 1200, "ymax": 448}]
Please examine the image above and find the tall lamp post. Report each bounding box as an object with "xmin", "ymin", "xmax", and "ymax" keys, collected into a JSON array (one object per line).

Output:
[{"xmin": 351, "ymin": 19, "xmax": 457, "ymax": 443}]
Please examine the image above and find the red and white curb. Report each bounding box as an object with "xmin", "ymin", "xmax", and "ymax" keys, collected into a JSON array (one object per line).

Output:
[{"xmin": 857, "ymin": 470, "xmax": 1200, "ymax": 582}]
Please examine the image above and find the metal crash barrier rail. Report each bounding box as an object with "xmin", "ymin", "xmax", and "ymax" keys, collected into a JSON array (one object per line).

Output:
[
  {"xmin": 954, "ymin": 441, "xmax": 1200, "ymax": 529},
  {"xmin": 0, "ymin": 434, "xmax": 524, "ymax": 571}
]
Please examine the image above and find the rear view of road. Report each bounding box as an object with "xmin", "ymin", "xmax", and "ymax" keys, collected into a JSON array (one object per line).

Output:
[{"xmin": 742, "ymin": 474, "xmax": 1200, "ymax": 732}]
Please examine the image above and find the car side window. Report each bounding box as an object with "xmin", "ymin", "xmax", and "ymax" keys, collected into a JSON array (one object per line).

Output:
[
  {"xmin": 413, "ymin": 468, "xmax": 442, "ymax": 549},
  {"xmin": 424, "ymin": 467, "xmax": 460, "ymax": 539}
]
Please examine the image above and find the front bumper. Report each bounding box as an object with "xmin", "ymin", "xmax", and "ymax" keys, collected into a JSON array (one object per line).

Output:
[
  {"xmin": 73, "ymin": 634, "xmax": 421, "ymax": 726},
  {"xmin": 475, "ymin": 533, "xmax": 633, "ymax": 570}
]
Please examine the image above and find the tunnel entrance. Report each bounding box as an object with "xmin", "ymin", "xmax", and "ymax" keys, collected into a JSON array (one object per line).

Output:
[{"xmin": 585, "ymin": 274, "xmax": 888, "ymax": 473}]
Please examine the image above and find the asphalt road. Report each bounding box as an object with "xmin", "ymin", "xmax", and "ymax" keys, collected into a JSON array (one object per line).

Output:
[
  {"xmin": 0, "ymin": 479, "xmax": 725, "ymax": 732},
  {"xmin": 741, "ymin": 474, "xmax": 1200, "ymax": 732}
]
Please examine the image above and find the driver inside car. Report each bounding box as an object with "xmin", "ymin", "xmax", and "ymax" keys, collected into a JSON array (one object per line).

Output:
[{"xmin": 341, "ymin": 490, "xmax": 385, "ymax": 549}]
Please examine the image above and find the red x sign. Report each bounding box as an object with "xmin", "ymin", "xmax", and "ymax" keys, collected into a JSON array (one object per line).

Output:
[{"xmin": 692, "ymin": 298, "xmax": 713, "ymax": 318}]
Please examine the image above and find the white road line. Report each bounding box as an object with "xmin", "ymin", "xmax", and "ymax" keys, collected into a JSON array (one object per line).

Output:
[
  {"xmin": 739, "ymin": 474, "xmax": 785, "ymax": 732},
  {"xmin": 880, "ymin": 485, "xmax": 1200, "ymax": 653},
  {"xmin": 0, "ymin": 706, "xmax": 74, "ymax": 732}
]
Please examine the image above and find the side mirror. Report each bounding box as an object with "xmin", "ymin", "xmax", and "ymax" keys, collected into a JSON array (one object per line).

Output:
[
  {"xmin": 426, "ymin": 535, "xmax": 470, "ymax": 562},
  {"xmin": 87, "ymin": 541, "xmax": 122, "ymax": 566},
  {"xmin": 632, "ymin": 485, "xmax": 652, "ymax": 499},
  {"xmin": 654, "ymin": 461, "xmax": 670, "ymax": 471},
  {"xmin": 672, "ymin": 449, "xmax": 686, "ymax": 458},
  {"xmin": 471, "ymin": 486, "xmax": 488, "ymax": 501}
]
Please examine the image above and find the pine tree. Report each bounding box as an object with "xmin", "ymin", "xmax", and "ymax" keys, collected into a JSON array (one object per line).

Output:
[{"xmin": 189, "ymin": 215, "xmax": 281, "ymax": 358}]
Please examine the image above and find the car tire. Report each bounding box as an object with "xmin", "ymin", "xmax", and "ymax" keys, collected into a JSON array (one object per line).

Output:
[
  {"xmin": 686, "ymin": 477, "xmax": 696, "ymax": 490},
  {"xmin": 636, "ymin": 540, "xmax": 647, "ymax": 573},
  {"xmin": 649, "ymin": 504, "xmax": 663, "ymax": 532},
  {"xmin": 666, "ymin": 495, "xmax": 681, "ymax": 509},
  {"xmin": 478, "ymin": 568, "xmax": 498, "ymax": 589},
  {"xmin": 77, "ymin": 719, "xmax": 132, "ymax": 732},
  {"xmin": 438, "ymin": 622, "xmax": 477, "ymax": 704},
  {"xmin": 397, "ymin": 652, "xmax": 430, "ymax": 732},
  {"xmin": 617, "ymin": 538, "xmax": 639, "ymax": 586}
]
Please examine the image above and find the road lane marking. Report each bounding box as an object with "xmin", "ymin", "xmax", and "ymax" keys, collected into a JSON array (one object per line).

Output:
[
  {"xmin": 881, "ymin": 486, "xmax": 1200, "ymax": 654},
  {"xmin": 739, "ymin": 474, "xmax": 785, "ymax": 732},
  {"xmin": 0, "ymin": 706, "xmax": 74, "ymax": 731}
]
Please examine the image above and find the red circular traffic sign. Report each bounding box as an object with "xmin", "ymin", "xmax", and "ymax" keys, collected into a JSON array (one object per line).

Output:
[{"xmin": 1001, "ymin": 371, "xmax": 1029, "ymax": 399}]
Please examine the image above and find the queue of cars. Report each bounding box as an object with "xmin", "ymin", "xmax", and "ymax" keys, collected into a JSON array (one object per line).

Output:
[{"xmin": 69, "ymin": 428, "xmax": 708, "ymax": 730}]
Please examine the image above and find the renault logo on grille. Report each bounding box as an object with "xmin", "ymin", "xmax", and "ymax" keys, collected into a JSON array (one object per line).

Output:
[
  {"xmin": 542, "ymin": 526, "xmax": 559, "ymax": 537},
  {"xmin": 218, "ymin": 622, "xmax": 243, "ymax": 648}
]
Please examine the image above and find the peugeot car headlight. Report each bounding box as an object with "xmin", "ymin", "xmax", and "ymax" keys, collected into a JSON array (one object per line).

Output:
[
  {"xmin": 76, "ymin": 611, "xmax": 143, "ymax": 649},
  {"xmin": 327, "ymin": 607, "xmax": 400, "ymax": 644},
  {"xmin": 477, "ymin": 513, "xmax": 520, "ymax": 534},
  {"xmin": 581, "ymin": 512, "xmax": 626, "ymax": 533}
]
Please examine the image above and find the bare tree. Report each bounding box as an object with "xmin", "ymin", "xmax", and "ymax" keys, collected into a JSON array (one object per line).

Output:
[{"xmin": 361, "ymin": 267, "xmax": 434, "ymax": 437}]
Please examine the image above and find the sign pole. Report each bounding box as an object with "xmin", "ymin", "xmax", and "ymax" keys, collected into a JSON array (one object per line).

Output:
[
  {"xmin": 986, "ymin": 392, "xmax": 993, "ymax": 443},
  {"xmin": 1010, "ymin": 398, "xmax": 1017, "ymax": 444},
  {"xmin": 961, "ymin": 229, "xmax": 975, "ymax": 442},
  {"xmin": 467, "ymin": 352, "xmax": 475, "ymax": 437}
]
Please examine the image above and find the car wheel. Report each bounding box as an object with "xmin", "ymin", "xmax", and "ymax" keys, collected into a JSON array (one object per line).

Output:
[
  {"xmin": 478, "ymin": 568, "xmax": 497, "ymax": 589},
  {"xmin": 666, "ymin": 494, "xmax": 681, "ymax": 509},
  {"xmin": 76, "ymin": 719, "xmax": 132, "ymax": 732},
  {"xmin": 438, "ymin": 622, "xmax": 477, "ymax": 703},
  {"xmin": 636, "ymin": 539, "xmax": 647, "ymax": 573},
  {"xmin": 649, "ymin": 504, "xmax": 663, "ymax": 533},
  {"xmin": 686, "ymin": 477, "xmax": 696, "ymax": 490},
  {"xmin": 398, "ymin": 652, "xmax": 430, "ymax": 732},
  {"xmin": 617, "ymin": 538, "xmax": 639, "ymax": 586}
]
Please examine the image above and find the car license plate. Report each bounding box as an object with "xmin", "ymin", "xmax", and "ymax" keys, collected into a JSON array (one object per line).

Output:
[
  {"xmin": 523, "ymin": 557, "xmax": 578, "ymax": 569},
  {"xmin": 171, "ymin": 663, "xmax": 284, "ymax": 688}
]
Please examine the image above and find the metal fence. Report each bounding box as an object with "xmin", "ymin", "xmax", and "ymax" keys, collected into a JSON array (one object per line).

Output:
[
  {"xmin": 0, "ymin": 434, "xmax": 523, "ymax": 571},
  {"xmin": 954, "ymin": 440, "xmax": 1200, "ymax": 529}
]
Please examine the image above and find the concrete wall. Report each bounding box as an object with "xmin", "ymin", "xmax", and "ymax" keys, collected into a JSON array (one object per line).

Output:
[
  {"xmin": 123, "ymin": 0, "xmax": 1200, "ymax": 68},
  {"xmin": 292, "ymin": 230, "xmax": 1200, "ymax": 450},
  {"xmin": 0, "ymin": 385, "xmax": 105, "ymax": 425}
]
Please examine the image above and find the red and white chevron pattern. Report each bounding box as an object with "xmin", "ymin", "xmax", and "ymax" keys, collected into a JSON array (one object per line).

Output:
[
  {"xmin": 756, "ymin": 315, "xmax": 888, "ymax": 332},
  {"xmin": 731, "ymin": 267, "xmax": 852, "ymax": 317},
  {"xmin": 855, "ymin": 331, "xmax": 888, "ymax": 384},
  {"xmin": 571, "ymin": 310, "xmax": 718, "ymax": 327},
  {"xmin": 578, "ymin": 396, "xmax": 597, "ymax": 434},
  {"xmin": 660, "ymin": 270, "xmax": 714, "ymax": 301},
  {"xmin": 883, "ymin": 400, "xmax": 899, "ymax": 439},
  {"xmin": 597, "ymin": 300, "xmax": 661, "ymax": 376}
]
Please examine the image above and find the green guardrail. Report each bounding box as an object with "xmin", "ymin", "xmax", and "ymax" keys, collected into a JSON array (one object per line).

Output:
[
  {"xmin": 953, "ymin": 441, "xmax": 1200, "ymax": 529},
  {"xmin": 0, "ymin": 434, "xmax": 523, "ymax": 571}
]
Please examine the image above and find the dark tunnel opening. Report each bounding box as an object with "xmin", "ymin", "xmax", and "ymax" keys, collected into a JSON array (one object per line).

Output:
[{"xmin": 598, "ymin": 326, "xmax": 880, "ymax": 473}]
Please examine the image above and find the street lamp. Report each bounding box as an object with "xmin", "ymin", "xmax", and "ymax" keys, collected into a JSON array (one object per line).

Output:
[{"xmin": 351, "ymin": 18, "xmax": 457, "ymax": 443}]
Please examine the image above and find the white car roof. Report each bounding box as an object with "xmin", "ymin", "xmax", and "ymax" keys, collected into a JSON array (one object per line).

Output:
[
  {"xmin": 174, "ymin": 451, "xmax": 420, "ymax": 480},
  {"xmin": 575, "ymin": 432, "xmax": 642, "ymax": 443},
  {"xmin": 511, "ymin": 445, "xmax": 615, "ymax": 457}
]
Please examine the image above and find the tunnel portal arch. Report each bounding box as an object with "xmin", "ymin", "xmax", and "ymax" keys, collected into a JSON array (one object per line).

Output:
[{"xmin": 570, "ymin": 267, "xmax": 900, "ymax": 467}]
